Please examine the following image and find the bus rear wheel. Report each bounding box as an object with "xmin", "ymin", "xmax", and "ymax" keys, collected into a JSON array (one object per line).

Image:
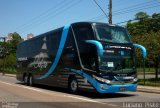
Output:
[
  {"xmin": 28, "ymin": 75, "xmax": 34, "ymax": 86},
  {"xmin": 69, "ymin": 78, "xmax": 78, "ymax": 94},
  {"xmin": 24, "ymin": 74, "xmax": 29, "ymax": 85}
]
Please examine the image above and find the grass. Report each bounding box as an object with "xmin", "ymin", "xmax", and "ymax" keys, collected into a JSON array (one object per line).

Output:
[
  {"xmin": 137, "ymin": 67, "xmax": 155, "ymax": 74},
  {"xmin": 0, "ymin": 67, "xmax": 17, "ymax": 74},
  {"xmin": 138, "ymin": 78, "xmax": 160, "ymax": 86}
]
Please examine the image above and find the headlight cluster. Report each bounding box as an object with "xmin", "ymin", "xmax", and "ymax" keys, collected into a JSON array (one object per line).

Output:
[
  {"xmin": 93, "ymin": 75, "xmax": 111, "ymax": 84},
  {"xmin": 133, "ymin": 78, "xmax": 138, "ymax": 82},
  {"xmin": 131, "ymin": 75, "xmax": 138, "ymax": 82}
]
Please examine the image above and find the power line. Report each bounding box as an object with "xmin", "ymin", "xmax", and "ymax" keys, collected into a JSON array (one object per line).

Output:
[
  {"xmin": 15, "ymin": 0, "xmax": 68, "ymax": 32},
  {"xmin": 113, "ymin": 4, "xmax": 160, "ymax": 16},
  {"xmin": 31, "ymin": 0, "xmax": 82, "ymax": 28},
  {"xmin": 113, "ymin": 2, "xmax": 160, "ymax": 15},
  {"xmin": 116, "ymin": 15, "xmax": 158, "ymax": 25},
  {"xmin": 93, "ymin": 0, "xmax": 108, "ymax": 19},
  {"xmin": 18, "ymin": 0, "xmax": 82, "ymax": 34},
  {"xmin": 89, "ymin": 1, "xmax": 160, "ymax": 22},
  {"xmin": 112, "ymin": 1, "xmax": 160, "ymax": 16},
  {"xmin": 113, "ymin": 0, "xmax": 158, "ymax": 14},
  {"xmin": 87, "ymin": 14, "xmax": 105, "ymax": 21},
  {"xmin": 4, "ymin": 0, "xmax": 160, "ymax": 36},
  {"xmin": 116, "ymin": 19, "xmax": 137, "ymax": 25}
]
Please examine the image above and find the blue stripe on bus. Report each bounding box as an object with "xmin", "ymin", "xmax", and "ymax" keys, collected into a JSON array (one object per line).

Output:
[
  {"xmin": 66, "ymin": 68, "xmax": 137, "ymax": 93},
  {"xmin": 85, "ymin": 40, "xmax": 103, "ymax": 57},
  {"xmin": 37, "ymin": 24, "xmax": 71, "ymax": 79}
]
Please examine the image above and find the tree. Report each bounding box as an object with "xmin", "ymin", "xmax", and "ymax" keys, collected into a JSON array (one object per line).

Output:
[
  {"xmin": 127, "ymin": 12, "xmax": 160, "ymax": 68},
  {"xmin": 152, "ymin": 13, "xmax": 160, "ymax": 19},
  {"xmin": 0, "ymin": 32, "xmax": 22, "ymax": 73},
  {"xmin": 135, "ymin": 12, "xmax": 149, "ymax": 20},
  {"xmin": 150, "ymin": 13, "xmax": 160, "ymax": 32},
  {"xmin": 127, "ymin": 12, "xmax": 160, "ymax": 36},
  {"xmin": 10, "ymin": 32, "xmax": 22, "ymax": 53},
  {"xmin": 132, "ymin": 31, "xmax": 160, "ymax": 67}
]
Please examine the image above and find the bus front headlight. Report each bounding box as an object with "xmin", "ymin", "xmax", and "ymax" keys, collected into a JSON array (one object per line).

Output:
[
  {"xmin": 133, "ymin": 78, "xmax": 138, "ymax": 82},
  {"xmin": 93, "ymin": 75, "xmax": 111, "ymax": 84}
]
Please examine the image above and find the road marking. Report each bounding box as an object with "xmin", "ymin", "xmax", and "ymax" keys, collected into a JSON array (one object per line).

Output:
[
  {"xmin": 64, "ymin": 95, "xmax": 118, "ymax": 106},
  {"xmin": 0, "ymin": 81, "xmax": 118, "ymax": 107},
  {"xmin": 64, "ymin": 95, "xmax": 105, "ymax": 103},
  {"xmin": 107, "ymin": 103, "xmax": 118, "ymax": 107},
  {"xmin": 0, "ymin": 81, "xmax": 43, "ymax": 92},
  {"xmin": 0, "ymin": 81, "xmax": 14, "ymax": 86},
  {"xmin": 18, "ymin": 85, "xmax": 43, "ymax": 92}
]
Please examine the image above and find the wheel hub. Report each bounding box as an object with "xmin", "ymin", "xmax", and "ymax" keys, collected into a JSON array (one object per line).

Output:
[{"xmin": 71, "ymin": 80, "xmax": 77, "ymax": 91}]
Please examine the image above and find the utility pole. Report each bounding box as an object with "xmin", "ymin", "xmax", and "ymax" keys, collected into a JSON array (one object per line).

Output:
[{"xmin": 109, "ymin": 0, "xmax": 112, "ymax": 24}]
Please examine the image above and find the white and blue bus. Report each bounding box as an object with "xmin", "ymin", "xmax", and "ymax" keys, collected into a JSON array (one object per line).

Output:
[{"xmin": 16, "ymin": 22, "xmax": 145, "ymax": 93}]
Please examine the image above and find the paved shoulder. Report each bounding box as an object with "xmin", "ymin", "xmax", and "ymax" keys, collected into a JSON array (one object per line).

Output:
[{"xmin": 138, "ymin": 86, "xmax": 160, "ymax": 94}]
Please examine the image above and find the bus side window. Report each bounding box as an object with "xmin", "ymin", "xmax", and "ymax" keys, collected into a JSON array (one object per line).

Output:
[
  {"xmin": 73, "ymin": 25, "xmax": 93, "ymax": 41},
  {"xmin": 64, "ymin": 29, "xmax": 75, "ymax": 52},
  {"xmin": 62, "ymin": 28, "xmax": 80, "ymax": 68},
  {"xmin": 47, "ymin": 31, "xmax": 62, "ymax": 57},
  {"xmin": 73, "ymin": 25, "xmax": 94, "ymax": 52},
  {"xmin": 73, "ymin": 24, "xmax": 97, "ymax": 70}
]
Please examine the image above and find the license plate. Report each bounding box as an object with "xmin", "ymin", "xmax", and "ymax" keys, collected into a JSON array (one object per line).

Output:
[{"xmin": 120, "ymin": 87, "xmax": 126, "ymax": 91}]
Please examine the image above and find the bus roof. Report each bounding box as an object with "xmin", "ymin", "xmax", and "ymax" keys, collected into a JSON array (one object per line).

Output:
[{"xmin": 19, "ymin": 22, "xmax": 123, "ymax": 45}]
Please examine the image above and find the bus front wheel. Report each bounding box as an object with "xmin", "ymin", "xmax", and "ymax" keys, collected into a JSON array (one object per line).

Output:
[{"xmin": 69, "ymin": 78, "xmax": 78, "ymax": 94}]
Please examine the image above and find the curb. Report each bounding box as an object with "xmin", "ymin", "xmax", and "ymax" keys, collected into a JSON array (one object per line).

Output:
[
  {"xmin": 5, "ymin": 74, "xmax": 16, "ymax": 77},
  {"xmin": 137, "ymin": 86, "xmax": 160, "ymax": 94},
  {"xmin": 138, "ymin": 73, "xmax": 155, "ymax": 75},
  {"xmin": 137, "ymin": 89, "xmax": 160, "ymax": 94},
  {"xmin": 0, "ymin": 73, "xmax": 16, "ymax": 77}
]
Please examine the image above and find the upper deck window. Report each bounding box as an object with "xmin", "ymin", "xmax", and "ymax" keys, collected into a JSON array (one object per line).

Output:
[{"xmin": 94, "ymin": 25, "xmax": 131, "ymax": 43}]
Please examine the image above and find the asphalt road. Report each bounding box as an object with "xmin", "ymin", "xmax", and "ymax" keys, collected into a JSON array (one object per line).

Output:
[{"xmin": 0, "ymin": 75, "xmax": 160, "ymax": 108}]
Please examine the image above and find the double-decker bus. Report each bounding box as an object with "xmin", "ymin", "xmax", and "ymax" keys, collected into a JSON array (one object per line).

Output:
[{"xmin": 16, "ymin": 22, "xmax": 141, "ymax": 93}]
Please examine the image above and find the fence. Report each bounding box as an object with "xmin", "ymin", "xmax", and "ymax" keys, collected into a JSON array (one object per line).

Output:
[{"xmin": 137, "ymin": 57, "xmax": 160, "ymax": 86}]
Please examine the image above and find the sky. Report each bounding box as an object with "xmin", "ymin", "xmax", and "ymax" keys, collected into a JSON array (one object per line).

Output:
[{"xmin": 0, "ymin": 0, "xmax": 160, "ymax": 38}]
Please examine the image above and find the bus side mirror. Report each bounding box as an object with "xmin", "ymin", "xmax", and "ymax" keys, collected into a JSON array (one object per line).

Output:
[
  {"xmin": 133, "ymin": 44, "xmax": 147, "ymax": 59},
  {"xmin": 85, "ymin": 40, "xmax": 103, "ymax": 57}
]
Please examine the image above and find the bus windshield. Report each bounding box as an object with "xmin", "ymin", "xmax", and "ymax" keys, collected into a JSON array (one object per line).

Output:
[
  {"xmin": 94, "ymin": 25, "xmax": 131, "ymax": 43},
  {"xmin": 99, "ymin": 54, "xmax": 136, "ymax": 73}
]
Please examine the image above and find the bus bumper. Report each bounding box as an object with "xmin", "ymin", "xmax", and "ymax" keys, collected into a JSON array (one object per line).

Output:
[{"xmin": 96, "ymin": 84, "xmax": 137, "ymax": 93}]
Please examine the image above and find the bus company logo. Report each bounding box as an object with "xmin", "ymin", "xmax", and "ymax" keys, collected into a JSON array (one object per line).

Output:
[
  {"xmin": 29, "ymin": 53, "xmax": 51, "ymax": 69},
  {"xmin": 28, "ymin": 37, "xmax": 51, "ymax": 70},
  {"xmin": 17, "ymin": 57, "xmax": 28, "ymax": 61},
  {"xmin": 103, "ymin": 50, "xmax": 114, "ymax": 53},
  {"xmin": 109, "ymin": 45, "xmax": 131, "ymax": 50},
  {"xmin": 117, "ymin": 74, "xmax": 127, "ymax": 77}
]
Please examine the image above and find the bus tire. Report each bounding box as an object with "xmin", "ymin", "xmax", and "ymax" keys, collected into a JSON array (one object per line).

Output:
[
  {"xmin": 69, "ymin": 77, "xmax": 78, "ymax": 94},
  {"xmin": 24, "ymin": 74, "xmax": 29, "ymax": 85},
  {"xmin": 28, "ymin": 74, "xmax": 34, "ymax": 86}
]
